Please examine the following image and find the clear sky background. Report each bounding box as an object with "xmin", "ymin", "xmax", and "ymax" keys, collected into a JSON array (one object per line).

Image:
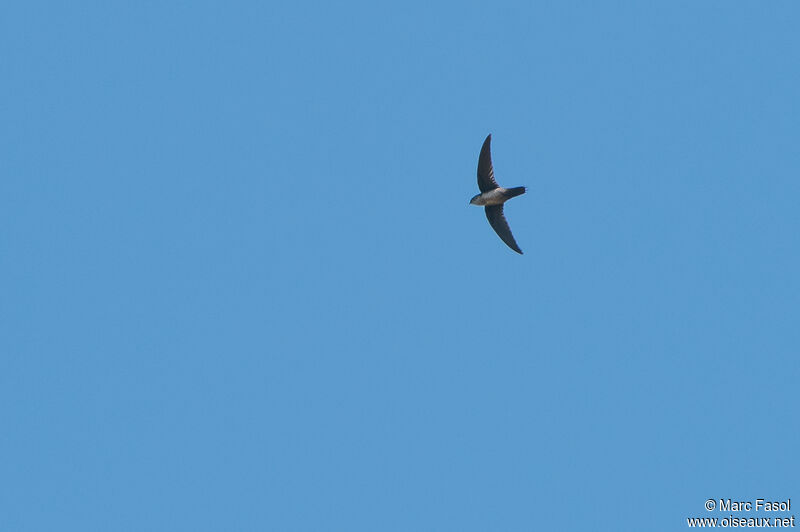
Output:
[{"xmin": 2, "ymin": 1, "xmax": 798, "ymax": 530}]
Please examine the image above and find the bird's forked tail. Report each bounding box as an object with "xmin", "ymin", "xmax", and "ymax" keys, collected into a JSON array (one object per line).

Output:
[{"xmin": 504, "ymin": 186, "xmax": 526, "ymax": 200}]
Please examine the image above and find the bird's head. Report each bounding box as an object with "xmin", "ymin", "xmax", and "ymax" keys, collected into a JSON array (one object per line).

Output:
[{"xmin": 469, "ymin": 194, "xmax": 482, "ymax": 205}]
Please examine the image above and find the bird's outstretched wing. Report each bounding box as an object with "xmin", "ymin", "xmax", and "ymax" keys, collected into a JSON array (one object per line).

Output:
[
  {"xmin": 485, "ymin": 205, "xmax": 522, "ymax": 254},
  {"xmin": 477, "ymin": 134, "xmax": 499, "ymax": 193}
]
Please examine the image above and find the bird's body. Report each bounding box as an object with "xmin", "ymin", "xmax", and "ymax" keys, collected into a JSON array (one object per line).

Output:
[
  {"xmin": 470, "ymin": 187, "xmax": 524, "ymax": 206},
  {"xmin": 469, "ymin": 134, "xmax": 526, "ymax": 254}
]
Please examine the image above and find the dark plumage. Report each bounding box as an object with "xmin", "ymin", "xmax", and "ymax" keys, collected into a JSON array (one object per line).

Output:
[{"xmin": 469, "ymin": 134, "xmax": 526, "ymax": 254}]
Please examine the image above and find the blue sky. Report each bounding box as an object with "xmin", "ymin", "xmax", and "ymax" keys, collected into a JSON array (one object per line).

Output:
[{"xmin": 2, "ymin": 1, "xmax": 799, "ymax": 530}]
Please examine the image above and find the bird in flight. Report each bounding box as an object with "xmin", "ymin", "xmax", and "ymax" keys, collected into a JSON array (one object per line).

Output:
[{"xmin": 469, "ymin": 134, "xmax": 526, "ymax": 254}]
